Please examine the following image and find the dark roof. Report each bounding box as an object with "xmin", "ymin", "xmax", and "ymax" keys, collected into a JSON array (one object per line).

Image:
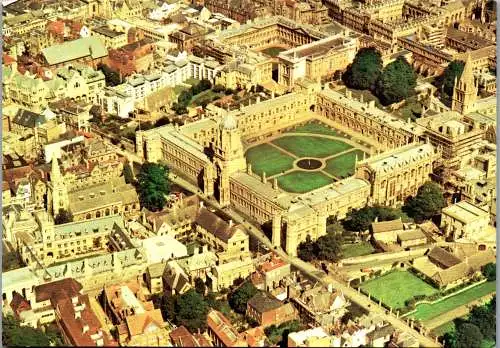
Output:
[
  {"xmin": 34, "ymin": 278, "xmax": 83, "ymax": 304},
  {"xmin": 195, "ymin": 207, "xmax": 240, "ymax": 243},
  {"xmin": 367, "ymin": 325, "xmax": 395, "ymax": 340},
  {"xmin": 13, "ymin": 109, "xmax": 45, "ymax": 128},
  {"xmin": 428, "ymin": 247, "xmax": 462, "ymax": 269},
  {"xmin": 247, "ymin": 291, "xmax": 283, "ymax": 314}
]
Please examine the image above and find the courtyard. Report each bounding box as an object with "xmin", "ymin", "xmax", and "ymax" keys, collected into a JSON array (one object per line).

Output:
[
  {"xmin": 244, "ymin": 121, "xmax": 369, "ymax": 193},
  {"xmin": 359, "ymin": 270, "xmax": 438, "ymax": 309}
]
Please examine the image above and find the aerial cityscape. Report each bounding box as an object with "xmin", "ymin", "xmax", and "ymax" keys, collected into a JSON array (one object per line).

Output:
[{"xmin": 1, "ymin": 0, "xmax": 496, "ymax": 347}]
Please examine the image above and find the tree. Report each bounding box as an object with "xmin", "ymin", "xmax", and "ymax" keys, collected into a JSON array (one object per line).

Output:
[
  {"xmin": 155, "ymin": 117, "xmax": 170, "ymax": 127},
  {"xmin": 198, "ymin": 79, "xmax": 212, "ymax": 92},
  {"xmin": 443, "ymin": 331, "xmax": 457, "ymax": 348},
  {"xmin": 123, "ymin": 163, "xmax": 134, "ymax": 184},
  {"xmin": 468, "ymin": 305, "xmax": 496, "ymax": 340},
  {"xmin": 3, "ymin": 314, "xmax": 63, "ymax": 346},
  {"xmin": 175, "ymin": 290, "xmax": 209, "ymax": 332},
  {"xmin": 316, "ymin": 233, "xmax": 343, "ymax": 262},
  {"xmin": 374, "ymin": 57, "xmax": 417, "ymax": 105},
  {"xmin": 194, "ymin": 278, "xmax": 206, "ymax": 296},
  {"xmin": 228, "ymin": 281, "xmax": 258, "ymax": 314},
  {"xmin": 97, "ymin": 63, "xmax": 121, "ymax": 86},
  {"xmin": 213, "ymin": 84, "xmax": 226, "ymax": 93},
  {"xmin": 435, "ymin": 60, "xmax": 465, "ymax": 104},
  {"xmin": 297, "ymin": 235, "xmax": 317, "ymax": 262},
  {"xmin": 54, "ymin": 209, "xmax": 73, "ymax": 225},
  {"xmin": 137, "ymin": 163, "xmax": 170, "ymax": 212},
  {"xmin": 455, "ymin": 323, "xmax": 483, "ymax": 348},
  {"xmin": 482, "ymin": 262, "xmax": 496, "ymax": 281},
  {"xmin": 403, "ymin": 181, "xmax": 446, "ymax": 223},
  {"xmin": 342, "ymin": 47, "xmax": 383, "ymax": 90}
]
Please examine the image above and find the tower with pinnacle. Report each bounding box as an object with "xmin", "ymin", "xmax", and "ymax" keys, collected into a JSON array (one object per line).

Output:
[
  {"xmin": 48, "ymin": 154, "xmax": 69, "ymax": 215},
  {"xmin": 212, "ymin": 111, "xmax": 246, "ymax": 207},
  {"xmin": 452, "ymin": 53, "xmax": 477, "ymax": 115}
]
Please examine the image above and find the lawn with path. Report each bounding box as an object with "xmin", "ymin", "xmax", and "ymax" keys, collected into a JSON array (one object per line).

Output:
[
  {"xmin": 409, "ymin": 281, "xmax": 496, "ymax": 322},
  {"xmin": 325, "ymin": 149, "xmax": 366, "ymax": 178},
  {"xmin": 272, "ymin": 136, "xmax": 353, "ymax": 158},
  {"xmin": 245, "ymin": 144, "xmax": 295, "ymax": 177},
  {"xmin": 277, "ymin": 171, "xmax": 332, "ymax": 193},
  {"xmin": 360, "ymin": 270, "xmax": 438, "ymax": 309},
  {"xmin": 341, "ymin": 241, "xmax": 375, "ymax": 258}
]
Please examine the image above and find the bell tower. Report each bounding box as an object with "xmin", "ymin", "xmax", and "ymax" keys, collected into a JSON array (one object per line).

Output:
[
  {"xmin": 452, "ymin": 53, "xmax": 477, "ymax": 115},
  {"xmin": 212, "ymin": 112, "xmax": 246, "ymax": 207}
]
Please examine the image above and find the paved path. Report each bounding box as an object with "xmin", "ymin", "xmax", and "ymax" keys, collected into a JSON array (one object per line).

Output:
[
  {"xmin": 109, "ymin": 144, "xmax": 440, "ymax": 347},
  {"xmin": 424, "ymin": 293, "xmax": 496, "ymax": 330}
]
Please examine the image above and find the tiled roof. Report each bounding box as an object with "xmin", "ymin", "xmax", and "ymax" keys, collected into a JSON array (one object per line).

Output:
[
  {"xmin": 125, "ymin": 309, "xmax": 165, "ymax": 337},
  {"xmin": 34, "ymin": 278, "xmax": 83, "ymax": 304},
  {"xmin": 371, "ymin": 219, "xmax": 404, "ymax": 234},
  {"xmin": 247, "ymin": 292, "xmax": 283, "ymax": 314},
  {"xmin": 207, "ymin": 310, "xmax": 245, "ymax": 347},
  {"xmin": 428, "ymin": 247, "xmax": 462, "ymax": 269}
]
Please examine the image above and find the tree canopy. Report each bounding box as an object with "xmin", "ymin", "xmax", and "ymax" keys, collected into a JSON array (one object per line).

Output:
[
  {"xmin": 468, "ymin": 304, "xmax": 496, "ymax": 340},
  {"xmin": 297, "ymin": 232, "xmax": 344, "ymax": 262},
  {"xmin": 403, "ymin": 181, "xmax": 445, "ymax": 223},
  {"xmin": 435, "ymin": 60, "xmax": 465, "ymax": 105},
  {"xmin": 137, "ymin": 162, "xmax": 170, "ymax": 212},
  {"xmin": 228, "ymin": 281, "xmax": 258, "ymax": 314},
  {"xmin": 374, "ymin": 57, "xmax": 417, "ymax": 105},
  {"xmin": 174, "ymin": 290, "xmax": 209, "ymax": 332},
  {"xmin": 3, "ymin": 315, "xmax": 63, "ymax": 347},
  {"xmin": 342, "ymin": 47, "xmax": 383, "ymax": 90},
  {"xmin": 343, "ymin": 205, "xmax": 406, "ymax": 232},
  {"xmin": 455, "ymin": 323, "xmax": 483, "ymax": 348},
  {"xmin": 54, "ymin": 209, "xmax": 73, "ymax": 225},
  {"xmin": 482, "ymin": 262, "xmax": 496, "ymax": 281},
  {"xmin": 194, "ymin": 278, "xmax": 207, "ymax": 296}
]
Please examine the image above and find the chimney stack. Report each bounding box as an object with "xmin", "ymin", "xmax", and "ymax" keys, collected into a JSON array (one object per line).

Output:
[{"xmin": 262, "ymin": 171, "xmax": 267, "ymax": 183}]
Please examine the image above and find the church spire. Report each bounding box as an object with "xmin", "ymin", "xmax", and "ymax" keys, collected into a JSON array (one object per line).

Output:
[{"xmin": 458, "ymin": 52, "xmax": 474, "ymax": 87}]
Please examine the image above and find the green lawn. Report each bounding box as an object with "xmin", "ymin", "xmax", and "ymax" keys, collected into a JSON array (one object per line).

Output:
[
  {"xmin": 185, "ymin": 78, "xmax": 201, "ymax": 86},
  {"xmin": 245, "ymin": 144, "xmax": 295, "ymax": 177},
  {"xmin": 289, "ymin": 122, "xmax": 343, "ymax": 137},
  {"xmin": 277, "ymin": 171, "xmax": 332, "ymax": 193},
  {"xmin": 272, "ymin": 136, "xmax": 353, "ymax": 158},
  {"xmin": 325, "ymin": 149, "xmax": 366, "ymax": 178},
  {"xmin": 360, "ymin": 271, "xmax": 438, "ymax": 309},
  {"xmin": 341, "ymin": 241, "xmax": 375, "ymax": 258},
  {"xmin": 431, "ymin": 321, "xmax": 456, "ymax": 337},
  {"xmin": 409, "ymin": 281, "xmax": 496, "ymax": 322}
]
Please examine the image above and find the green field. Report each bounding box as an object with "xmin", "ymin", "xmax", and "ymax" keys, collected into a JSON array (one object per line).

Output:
[
  {"xmin": 272, "ymin": 136, "xmax": 353, "ymax": 158},
  {"xmin": 190, "ymin": 89, "xmax": 222, "ymax": 106},
  {"xmin": 325, "ymin": 149, "xmax": 366, "ymax": 178},
  {"xmin": 277, "ymin": 171, "xmax": 332, "ymax": 193},
  {"xmin": 289, "ymin": 122, "xmax": 343, "ymax": 137},
  {"xmin": 409, "ymin": 281, "xmax": 496, "ymax": 322},
  {"xmin": 245, "ymin": 144, "xmax": 295, "ymax": 177},
  {"xmin": 360, "ymin": 271, "xmax": 438, "ymax": 309},
  {"xmin": 341, "ymin": 241, "xmax": 375, "ymax": 258}
]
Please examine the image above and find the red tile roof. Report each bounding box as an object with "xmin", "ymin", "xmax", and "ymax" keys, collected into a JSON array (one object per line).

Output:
[
  {"xmin": 170, "ymin": 326, "xmax": 207, "ymax": 347},
  {"xmin": 35, "ymin": 278, "xmax": 83, "ymax": 304}
]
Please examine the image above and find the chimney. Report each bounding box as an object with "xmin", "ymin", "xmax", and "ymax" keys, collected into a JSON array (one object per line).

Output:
[
  {"xmin": 273, "ymin": 178, "xmax": 278, "ymax": 189},
  {"xmin": 262, "ymin": 172, "xmax": 267, "ymax": 183},
  {"xmin": 247, "ymin": 163, "xmax": 252, "ymax": 175},
  {"xmin": 83, "ymin": 325, "xmax": 89, "ymax": 334},
  {"xmin": 75, "ymin": 310, "xmax": 81, "ymax": 319},
  {"xmin": 346, "ymin": 90, "xmax": 352, "ymax": 98},
  {"xmin": 229, "ymin": 219, "xmax": 233, "ymax": 227},
  {"xmin": 199, "ymin": 201, "xmax": 204, "ymax": 208}
]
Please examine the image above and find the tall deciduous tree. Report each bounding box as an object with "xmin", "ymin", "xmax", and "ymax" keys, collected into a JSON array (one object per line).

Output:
[
  {"xmin": 342, "ymin": 47, "xmax": 383, "ymax": 90},
  {"xmin": 435, "ymin": 60, "xmax": 465, "ymax": 103},
  {"xmin": 174, "ymin": 290, "xmax": 209, "ymax": 332},
  {"xmin": 137, "ymin": 163, "xmax": 170, "ymax": 212},
  {"xmin": 455, "ymin": 323, "xmax": 483, "ymax": 348},
  {"xmin": 54, "ymin": 209, "xmax": 73, "ymax": 225},
  {"xmin": 374, "ymin": 57, "xmax": 417, "ymax": 105},
  {"xmin": 228, "ymin": 281, "xmax": 258, "ymax": 314},
  {"xmin": 403, "ymin": 181, "xmax": 445, "ymax": 223},
  {"xmin": 3, "ymin": 315, "xmax": 63, "ymax": 346}
]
